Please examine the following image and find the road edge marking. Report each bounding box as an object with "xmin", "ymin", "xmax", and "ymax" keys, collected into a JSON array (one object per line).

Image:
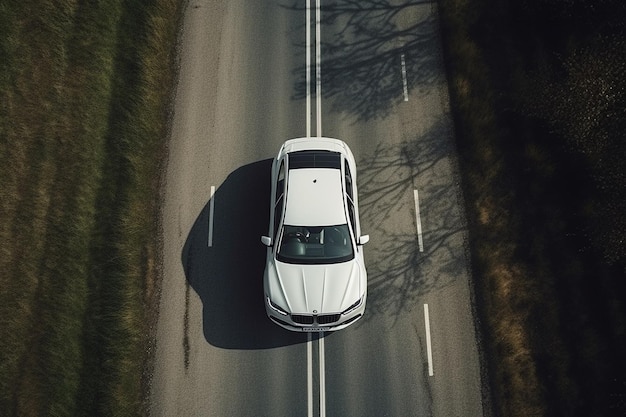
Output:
[
  {"xmin": 401, "ymin": 52, "xmax": 409, "ymax": 101},
  {"xmin": 424, "ymin": 303, "xmax": 434, "ymax": 376},
  {"xmin": 414, "ymin": 189, "xmax": 424, "ymax": 252}
]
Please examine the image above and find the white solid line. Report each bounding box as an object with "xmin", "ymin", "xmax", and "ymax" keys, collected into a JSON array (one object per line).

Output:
[
  {"xmin": 424, "ymin": 304, "xmax": 434, "ymax": 376},
  {"xmin": 315, "ymin": 0, "xmax": 322, "ymax": 137},
  {"xmin": 306, "ymin": 0, "xmax": 311, "ymax": 138},
  {"xmin": 401, "ymin": 53, "xmax": 409, "ymax": 102},
  {"xmin": 307, "ymin": 332, "xmax": 313, "ymax": 417},
  {"xmin": 319, "ymin": 332, "xmax": 326, "ymax": 417},
  {"xmin": 208, "ymin": 185, "xmax": 215, "ymax": 247},
  {"xmin": 413, "ymin": 189, "xmax": 424, "ymax": 252}
]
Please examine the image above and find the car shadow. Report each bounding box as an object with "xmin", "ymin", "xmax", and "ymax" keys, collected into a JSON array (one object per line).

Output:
[{"xmin": 182, "ymin": 159, "xmax": 307, "ymax": 349}]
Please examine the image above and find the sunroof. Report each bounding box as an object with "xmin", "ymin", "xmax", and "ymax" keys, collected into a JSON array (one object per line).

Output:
[{"xmin": 288, "ymin": 150, "xmax": 341, "ymax": 169}]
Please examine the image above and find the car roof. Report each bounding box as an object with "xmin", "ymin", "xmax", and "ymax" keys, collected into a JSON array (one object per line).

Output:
[{"xmin": 284, "ymin": 168, "xmax": 346, "ymax": 226}]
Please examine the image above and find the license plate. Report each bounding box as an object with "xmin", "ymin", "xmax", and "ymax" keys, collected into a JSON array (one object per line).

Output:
[{"xmin": 302, "ymin": 327, "xmax": 329, "ymax": 332}]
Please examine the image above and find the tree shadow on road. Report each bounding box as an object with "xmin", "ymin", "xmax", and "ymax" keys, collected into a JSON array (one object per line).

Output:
[
  {"xmin": 286, "ymin": 0, "xmax": 441, "ymax": 120},
  {"xmin": 182, "ymin": 160, "xmax": 307, "ymax": 349},
  {"xmin": 358, "ymin": 116, "xmax": 470, "ymax": 321}
]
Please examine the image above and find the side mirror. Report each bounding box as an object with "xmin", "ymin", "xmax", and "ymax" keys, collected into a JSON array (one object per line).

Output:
[
  {"xmin": 358, "ymin": 235, "xmax": 370, "ymax": 245},
  {"xmin": 261, "ymin": 236, "xmax": 273, "ymax": 247}
]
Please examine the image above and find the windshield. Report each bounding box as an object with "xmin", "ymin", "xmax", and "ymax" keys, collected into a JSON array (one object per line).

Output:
[{"xmin": 277, "ymin": 224, "xmax": 354, "ymax": 264}]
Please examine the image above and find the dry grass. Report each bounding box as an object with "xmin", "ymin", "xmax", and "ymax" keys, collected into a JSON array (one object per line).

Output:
[
  {"xmin": 0, "ymin": 1, "xmax": 182, "ymax": 415},
  {"xmin": 436, "ymin": 3, "xmax": 546, "ymax": 410},
  {"xmin": 438, "ymin": 0, "xmax": 626, "ymax": 416}
]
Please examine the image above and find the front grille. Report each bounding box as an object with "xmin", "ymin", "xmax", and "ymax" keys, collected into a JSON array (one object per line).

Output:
[
  {"xmin": 318, "ymin": 314, "xmax": 341, "ymax": 324},
  {"xmin": 292, "ymin": 313, "xmax": 341, "ymax": 326},
  {"xmin": 292, "ymin": 314, "xmax": 315, "ymax": 325}
]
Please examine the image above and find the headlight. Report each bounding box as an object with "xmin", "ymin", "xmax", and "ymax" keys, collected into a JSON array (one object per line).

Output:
[
  {"xmin": 342, "ymin": 297, "xmax": 363, "ymax": 315},
  {"xmin": 267, "ymin": 297, "xmax": 289, "ymax": 315}
]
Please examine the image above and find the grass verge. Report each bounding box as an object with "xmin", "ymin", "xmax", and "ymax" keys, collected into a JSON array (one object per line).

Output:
[
  {"xmin": 437, "ymin": 0, "xmax": 626, "ymax": 416},
  {"xmin": 0, "ymin": 0, "xmax": 183, "ymax": 415}
]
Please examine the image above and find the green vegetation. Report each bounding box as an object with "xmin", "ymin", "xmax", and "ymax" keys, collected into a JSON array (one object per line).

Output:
[
  {"xmin": 437, "ymin": 0, "xmax": 626, "ymax": 415},
  {"xmin": 0, "ymin": 0, "xmax": 182, "ymax": 415}
]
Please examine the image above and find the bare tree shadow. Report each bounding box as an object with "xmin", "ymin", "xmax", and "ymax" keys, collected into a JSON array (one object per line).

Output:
[
  {"xmin": 358, "ymin": 116, "xmax": 469, "ymax": 321},
  {"xmin": 182, "ymin": 160, "xmax": 307, "ymax": 349},
  {"xmin": 285, "ymin": 0, "xmax": 441, "ymax": 120}
]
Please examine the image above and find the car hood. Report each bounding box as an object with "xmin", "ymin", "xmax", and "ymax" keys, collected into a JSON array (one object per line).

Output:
[{"xmin": 269, "ymin": 260, "xmax": 364, "ymax": 314}]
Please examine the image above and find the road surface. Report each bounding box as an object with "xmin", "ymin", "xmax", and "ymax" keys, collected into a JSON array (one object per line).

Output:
[{"xmin": 150, "ymin": 1, "xmax": 488, "ymax": 416}]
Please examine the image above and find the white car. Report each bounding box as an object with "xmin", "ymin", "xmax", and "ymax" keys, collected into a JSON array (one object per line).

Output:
[{"xmin": 261, "ymin": 138, "xmax": 369, "ymax": 331}]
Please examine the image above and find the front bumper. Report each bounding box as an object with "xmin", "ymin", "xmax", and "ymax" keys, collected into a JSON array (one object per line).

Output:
[{"xmin": 265, "ymin": 298, "xmax": 365, "ymax": 332}]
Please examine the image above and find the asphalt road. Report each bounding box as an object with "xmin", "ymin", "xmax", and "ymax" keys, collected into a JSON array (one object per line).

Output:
[{"xmin": 150, "ymin": 1, "xmax": 487, "ymax": 416}]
